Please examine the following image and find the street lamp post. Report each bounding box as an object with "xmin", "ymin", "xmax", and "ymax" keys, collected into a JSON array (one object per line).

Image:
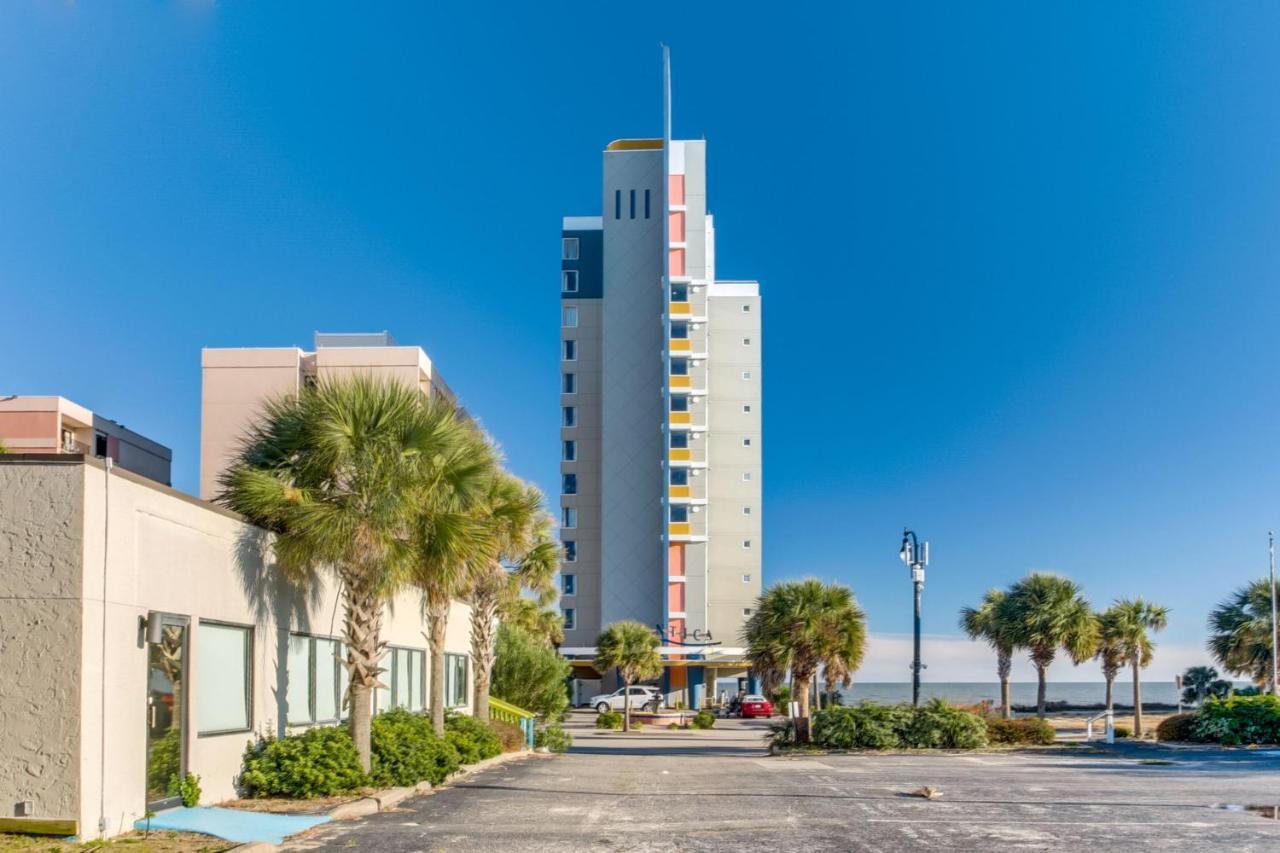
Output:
[
  {"xmin": 1270, "ymin": 532, "xmax": 1278, "ymax": 697},
  {"xmin": 899, "ymin": 528, "xmax": 929, "ymax": 707}
]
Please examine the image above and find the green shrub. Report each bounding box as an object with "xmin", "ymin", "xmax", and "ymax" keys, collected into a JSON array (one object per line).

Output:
[
  {"xmin": 490, "ymin": 719, "xmax": 526, "ymax": 753},
  {"xmin": 596, "ymin": 710, "xmax": 623, "ymax": 729},
  {"xmin": 1112, "ymin": 725, "xmax": 1132, "ymax": 739},
  {"xmin": 536, "ymin": 724, "xmax": 573, "ymax": 753},
  {"xmin": 986, "ymin": 717, "xmax": 1056, "ymax": 745},
  {"xmin": 1155, "ymin": 713, "xmax": 1196, "ymax": 742},
  {"xmin": 175, "ymin": 773, "xmax": 202, "ymax": 808},
  {"xmin": 770, "ymin": 685, "xmax": 793, "ymax": 715},
  {"xmin": 1191, "ymin": 695, "xmax": 1280, "ymax": 745},
  {"xmin": 901, "ymin": 700, "xmax": 989, "ymax": 749},
  {"xmin": 764, "ymin": 718, "xmax": 797, "ymax": 752},
  {"xmin": 241, "ymin": 726, "xmax": 367, "ymax": 798},
  {"xmin": 491, "ymin": 625, "xmax": 573, "ymax": 722},
  {"xmin": 691, "ymin": 710, "xmax": 716, "ymax": 730},
  {"xmin": 445, "ymin": 713, "xmax": 503, "ymax": 764},
  {"xmin": 369, "ymin": 708, "xmax": 460, "ymax": 787}
]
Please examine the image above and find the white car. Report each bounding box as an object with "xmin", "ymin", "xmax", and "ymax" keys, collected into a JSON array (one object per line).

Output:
[{"xmin": 590, "ymin": 686, "xmax": 662, "ymax": 713}]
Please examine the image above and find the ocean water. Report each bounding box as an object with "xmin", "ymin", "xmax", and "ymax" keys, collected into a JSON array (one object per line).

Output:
[{"xmin": 833, "ymin": 682, "xmax": 1251, "ymax": 708}]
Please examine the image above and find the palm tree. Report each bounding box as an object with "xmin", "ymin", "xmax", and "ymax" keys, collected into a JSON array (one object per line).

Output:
[
  {"xmin": 1180, "ymin": 665, "xmax": 1231, "ymax": 705},
  {"xmin": 1108, "ymin": 598, "xmax": 1168, "ymax": 737},
  {"xmin": 1208, "ymin": 579, "xmax": 1277, "ymax": 689},
  {"xmin": 410, "ymin": 427, "xmax": 498, "ymax": 735},
  {"xmin": 959, "ymin": 589, "xmax": 1017, "ymax": 719},
  {"xmin": 594, "ymin": 621, "xmax": 663, "ymax": 731},
  {"xmin": 501, "ymin": 597, "xmax": 565, "ymax": 647},
  {"xmin": 219, "ymin": 376, "xmax": 455, "ymax": 771},
  {"xmin": 1093, "ymin": 607, "xmax": 1126, "ymax": 714},
  {"xmin": 1003, "ymin": 573, "xmax": 1098, "ymax": 718},
  {"xmin": 466, "ymin": 474, "xmax": 560, "ymax": 722},
  {"xmin": 742, "ymin": 579, "xmax": 866, "ymax": 738}
]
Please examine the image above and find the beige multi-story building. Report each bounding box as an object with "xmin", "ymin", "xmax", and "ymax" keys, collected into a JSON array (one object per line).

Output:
[
  {"xmin": 199, "ymin": 331, "xmax": 454, "ymax": 499},
  {"xmin": 559, "ymin": 92, "xmax": 763, "ymax": 707}
]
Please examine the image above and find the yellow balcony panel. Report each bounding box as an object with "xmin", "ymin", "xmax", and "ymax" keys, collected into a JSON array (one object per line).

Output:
[
  {"xmin": 670, "ymin": 302, "xmax": 691, "ymax": 315},
  {"xmin": 669, "ymin": 412, "xmax": 692, "ymax": 425},
  {"xmin": 670, "ymin": 339, "xmax": 692, "ymax": 352},
  {"xmin": 606, "ymin": 138, "xmax": 663, "ymax": 151},
  {"xmin": 670, "ymin": 375, "xmax": 691, "ymax": 389},
  {"xmin": 669, "ymin": 448, "xmax": 692, "ymax": 462},
  {"xmin": 669, "ymin": 485, "xmax": 691, "ymax": 499},
  {"xmin": 669, "ymin": 522, "xmax": 692, "ymax": 536}
]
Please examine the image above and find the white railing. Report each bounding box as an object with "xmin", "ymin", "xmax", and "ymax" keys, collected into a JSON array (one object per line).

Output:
[{"xmin": 1085, "ymin": 709, "xmax": 1115, "ymax": 744}]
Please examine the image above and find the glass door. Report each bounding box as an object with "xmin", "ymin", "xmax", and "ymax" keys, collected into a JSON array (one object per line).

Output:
[{"xmin": 145, "ymin": 616, "xmax": 188, "ymax": 811}]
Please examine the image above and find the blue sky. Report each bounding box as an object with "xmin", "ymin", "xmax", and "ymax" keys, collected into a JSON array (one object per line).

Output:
[{"xmin": 4, "ymin": 3, "xmax": 1280, "ymax": 679}]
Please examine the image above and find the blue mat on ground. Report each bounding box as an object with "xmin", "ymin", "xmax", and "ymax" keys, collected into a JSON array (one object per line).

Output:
[{"xmin": 135, "ymin": 806, "xmax": 330, "ymax": 844}]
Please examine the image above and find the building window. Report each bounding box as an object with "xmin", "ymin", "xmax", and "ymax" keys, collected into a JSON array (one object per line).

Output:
[
  {"xmin": 670, "ymin": 432, "xmax": 689, "ymax": 449},
  {"xmin": 379, "ymin": 647, "xmax": 425, "ymax": 713},
  {"xmin": 563, "ymin": 440, "xmax": 576, "ymax": 461},
  {"xmin": 562, "ymin": 406, "xmax": 576, "ymax": 427},
  {"xmin": 562, "ymin": 373, "xmax": 576, "ymax": 394},
  {"xmin": 743, "ymin": 404, "xmax": 752, "ymax": 413},
  {"xmin": 742, "ymin": 304, "xmax": 751, "ymax": 313},
  {"xmin": 743, "ymin": 539, "xmax": 752, "ymax": 549},
  {"xmin": 670, "ymin": 505, "xmax": 689, "ymax": 523},
  {"xmin": 615, "ymin": 189, "xmax": 622, "ymax": 219},
  {"xmin": 94, "ymin": 432, "xmax": 108, "ymax": 458},
  {"xmin": 742, "ymin": 371, "xmax": 752, "ymax": 381},
  {"xmin": 286, "ymin": 633, "xmax": 345, "ymax": 726},
  {"xmin": 742, "ymin": 437, "xmax": 752, "ymax": 447},
  {"xmin": 670, "ymin": 395, "xmax": 689, "ymax": 412},
  {"xmin": 743, "ymin": 337, "xmax": 751, "ymax": 346},
  {"xmin": 197, "ymin": 621, "xmax": 252, "ymax": 734},
  {"xmin": 742, "ymin": 574, "xmax": 752, "ymax": 583},
  {"xmin": 743, "ymin": 472, "xmax": 752, "ymax": 481},
  {"xmin": 742, "ymin": 608, "xmax": 752, "ymax": 617},
  {"xmin": 562, "ymin": 574, "xmax": 576, "ymax": 596},
  {"xmin": 671, "ymin": 283, "xmax": 688, "ymax": 301},
  {"xmin": 563, "ymin": 608, "xmax": 577, "ymax": 631},
  {"xmin": 562, "ymin": 306, "xmax": 579, "ymax": 328},
  {"xmin": 563, "ymin": 540, "xmax": 577, "ymax": 562},
  {"xmin": 670, "ymin": 358, "xmax": 688, "ymax": 376},
  {"xmin": 562, "ymin": 237, "xmax": 580, "ymax": 260},
  {"xmin": 644, "ymin": 189, "xmax": 651, "ymax": 219},
  {"xmin": 562, "ymin": 270, "xmax": 579, "ymax": 293},
  {"xmin": 630, "ymin": 189, "xmax": 636, "ymax": 219},
  {"xmin": 562, "ymin": 507, "xmax": 577, "ymax": 528},
  {"xmin": 445, "ymin": 653, "xmax": 468, "ymax": 708},
  {"xmin": 743, "ymin": 506, "xmax": 752, "ymax": 516},
  {"xmin": 563, "ymin": 340, "xmax": 577, "ymax": 361},
  {"xmin": 562, "ymin": 473, "xmax": 578, "ymax": 495},
  {"xmin": 670, "ymin": 321, "xmax": 689, "ymax": 339},
  {"xmin": 670, "ymin": 468, "xmax": 689, "ymax": 486}
]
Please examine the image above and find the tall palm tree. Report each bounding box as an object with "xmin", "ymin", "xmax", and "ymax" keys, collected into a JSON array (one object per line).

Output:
[
  {"xmin": 959, "ymin": 589, "xmax": 1017, "ymax": 719},
  {"xmin": 1093, "ymin": 607, "xmax": 1126, "ymax": 714},
  {"xmin": 1208, "ymin": 579, "xmax": 1277, "ymax": 689},
  {"xmin": 466, "ymin": 474, "xmax": 560, "ymax": 721},
  {"xmin": 410, "ymin": 427, "xmax": 498, "ymax": 735},
  {"xmin": 219, "ymin": 376, "xmax": 455, "ymax": 771},
  {"xmin": 742, "ymin": 579, "xmax": 866, "ymax": 738},
  {"xmin": 1003, "ymin": 573, "xmax": 1098, "ymax": 718},
  {"xmin": 501, "ymin": 597, "xmax": 566, "ymax": 647},
  {"xmin": 1109, "ymin": 597, "xmax": 1168, "ymax": 737},
  {"xmin": 594, "ymin": 620, "xmax": 663, "ymax": 731}
]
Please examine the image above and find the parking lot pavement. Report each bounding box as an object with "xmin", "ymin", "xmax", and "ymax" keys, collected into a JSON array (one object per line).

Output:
[{"xmin": 287, "ymin": 714, "xmax": 1280, "ymax": 852}]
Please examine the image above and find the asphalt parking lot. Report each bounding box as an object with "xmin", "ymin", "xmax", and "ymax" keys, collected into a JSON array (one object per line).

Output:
[{"xmin": 286, "ymin": 712, "xmax": 1280, "ymax": 852}]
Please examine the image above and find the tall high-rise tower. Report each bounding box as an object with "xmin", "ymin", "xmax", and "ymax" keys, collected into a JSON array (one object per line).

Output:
[{"xmin": 558, "ymin": 56, "xmax": 762, "ymax": 707}]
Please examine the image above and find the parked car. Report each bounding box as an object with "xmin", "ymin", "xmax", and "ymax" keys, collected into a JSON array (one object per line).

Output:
[
  {"xmin": 739, "ymin": 694, "xmax": 774, "ymax": 718},
  {"xmin": 590, "ymin": 686, "xmax": 662, "ymax": 713}
]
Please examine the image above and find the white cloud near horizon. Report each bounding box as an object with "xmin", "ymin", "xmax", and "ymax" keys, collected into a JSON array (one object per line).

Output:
[{"xmin": 855, "ymin": 633, "xmax": 1215, "ymax": 682}]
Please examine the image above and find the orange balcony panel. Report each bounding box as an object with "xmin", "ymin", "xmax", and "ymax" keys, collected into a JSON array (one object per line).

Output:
[
  {"xmin": 668, "ymin": 581, "xmax": 686, "ymax": 613},
  {"xmin": 668, "ymin": 543, "xmax": 685, "ymax": 576},
  {"xmin": 669, "ymin": 412, "xmax": 691, "ymax": 425},
  {"xmin": 668, "ymin": 174, "xmax": 685, "ymax": 205},
  {"xmin": 669, "ymin": 485, "xmax": 691, "ymax": 498},
  {"xmin": 669, "ymin": 210, "xmax": 686, "ymax": 243},
  {"xmin": 670, "ymin": 339, "xmax": 691, "ymax": 352},
  {"xmin": 670, "ymin": 302, "xmax": 691, "ymax": 315},
  {"xmin": 669, "ymin": 522, "xmax": 692, "ymax": 536},
  {"xmin": 670, "ymin": 375, "xmax": 691, "ymax": 389},
  {"xmin": 669, "ymin": 448, "xmax": 692, "ymax": 462},
  {"xmin": 669, "ymin": 248, "xmax": 685, "ymax": 276}
]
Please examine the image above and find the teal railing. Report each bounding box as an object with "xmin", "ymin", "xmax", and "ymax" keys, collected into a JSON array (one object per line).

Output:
[{"xmin": 489, "ymin": 696, "xmax": 537, "ymax": 748}]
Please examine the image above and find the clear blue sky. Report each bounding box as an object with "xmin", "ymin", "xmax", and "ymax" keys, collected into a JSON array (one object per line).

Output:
[{"xmin": 4, "ymin": 3, "xmax": 1280, "ymax": 674}]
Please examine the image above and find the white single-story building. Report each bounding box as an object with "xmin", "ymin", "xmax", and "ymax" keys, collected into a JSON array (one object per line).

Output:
[{"xmin": 0, "ymin": 454, "xmax": 475, "ymax": 839}]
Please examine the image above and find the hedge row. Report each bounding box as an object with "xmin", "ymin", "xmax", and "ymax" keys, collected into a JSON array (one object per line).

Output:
[
  {"xmin": 241, "ymin": 709, "xmax": 507, "ymax": 798},
  {"xmin": 809, "ymin": 700, "xmax": 989, "ymax": 750}
]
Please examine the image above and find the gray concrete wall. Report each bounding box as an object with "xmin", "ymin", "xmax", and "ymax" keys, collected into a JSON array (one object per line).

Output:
[
  {"xmin": 0, "ymin": 461, "xmax": 85, "ymax": 823},
  {"xmin": 600, "ymin": 148, "xmax": 665, "ymax": 630}
]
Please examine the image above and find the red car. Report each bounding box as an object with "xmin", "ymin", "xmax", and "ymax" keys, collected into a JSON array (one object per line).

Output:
[{"xmin": 740, "ymin": 694, "xmax": 773, "ymax": 718}]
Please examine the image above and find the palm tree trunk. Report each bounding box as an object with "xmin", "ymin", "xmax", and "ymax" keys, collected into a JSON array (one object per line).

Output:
[
  {"xmin": 1104, "ymin": 675, "xmax": 1114, "ymax": 713},
  {"xmin": 997, "ymin": 649, "xmax": 1012, "ymax": 720},
  {"xmin": 469, "ymin": 587, "xmax": 500, "ymax": 724},
  {"xmin": 1036, "ymin": 663, "xmax": 1048, "ymax": 719},
  {"xmin": 427, "ymin": 592, "xmax": 451, "ymax": 736},
  {"xmin": 794, "ymin": 674, "xmax": 812, "ymax": 741},
  {"xmin": 1132, "ymin": 658, "xmax": 1143, "ymax": 738},
  {"xmin": 343, "ymin": 572, "xmax": 384, "ymax": 773}
]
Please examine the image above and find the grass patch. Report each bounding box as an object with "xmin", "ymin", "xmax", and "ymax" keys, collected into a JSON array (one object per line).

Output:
[{"xmin": 0, "ymin": 831, "xmax": 234, "ymax": 852}]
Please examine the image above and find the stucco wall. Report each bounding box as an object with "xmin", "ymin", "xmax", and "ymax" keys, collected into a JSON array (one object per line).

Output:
[{"xmin": 0, "ymin": 462, "xmax": 84, "ymax": 823}]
